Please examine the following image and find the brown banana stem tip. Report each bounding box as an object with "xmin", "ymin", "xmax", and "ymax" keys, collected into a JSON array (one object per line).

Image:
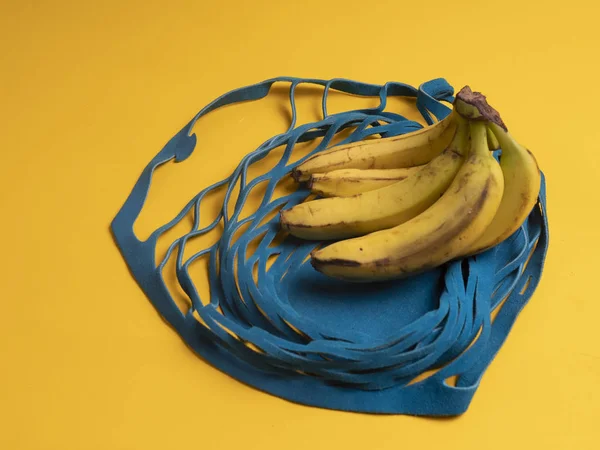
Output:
[
  {"xmin": 455, "ymin": 86, "xmax": 508, "ymax": 132},
  {"xmin": 306, "ymin": 176, "xmax": 314, "ymax": 190},
  {"xmin": 279, "ymin": 210, "xmax": 290, "ymax": 228},
  {"xmin": 291, "ymin": 169, "xmax": 303, "ymax": 182}
]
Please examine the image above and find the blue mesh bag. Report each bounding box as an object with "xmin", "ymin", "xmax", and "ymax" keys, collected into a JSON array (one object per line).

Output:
[{"xmin": 111, "ymin": 76, "xmax": 549, "ymax": 416}]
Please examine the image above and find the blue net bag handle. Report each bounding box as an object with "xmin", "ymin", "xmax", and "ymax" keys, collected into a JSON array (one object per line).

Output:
[{"xmin": 111, "ymin": 76, "xmax": 549, "ymax": 416}]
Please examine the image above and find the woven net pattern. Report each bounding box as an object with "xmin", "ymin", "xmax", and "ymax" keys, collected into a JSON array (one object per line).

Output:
[{"xmin": 111, "ymin": 77, "xmax": 548, "ymax": 415}]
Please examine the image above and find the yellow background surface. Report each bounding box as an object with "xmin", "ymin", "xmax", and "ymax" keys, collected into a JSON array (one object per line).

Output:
[{"xmin": 2, "ymin": 0, "xmax": 599, "ymax": 448}]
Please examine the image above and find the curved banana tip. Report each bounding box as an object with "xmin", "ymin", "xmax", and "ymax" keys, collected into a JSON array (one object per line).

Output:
[
  {"xmin": 310, "ymin": 252, "xmax": 361, "ymax": 268},
  {"xmin": 291, "ymin": 169, "xmax": 303, "ymax": 182},
  {"xmin": 455, "ymin": 86, "xmax": 508, "ymax": 132},
  {"xmin": 309, "ymin": 253, "xmax": 337, "ymax": 277},
  {"xmin": 279, "ymin": 210, "xmax": 291, "ymax": 231},
  {"xmin": 309, "ymin": 248, "xmax": 325, "ymax": 267},
  {"xmin": 306, "ymin": 176, "xmax": 314, "ymax": 190}
]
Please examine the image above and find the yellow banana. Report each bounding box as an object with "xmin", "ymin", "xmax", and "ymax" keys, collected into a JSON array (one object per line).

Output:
[
  {"xmin": 452, "ymin": 85, "xmax": 541, "ymax": 255},
  {"xmin": 280, "ymin": 118, "xmax": 469, "ymax": 240},
  {"xmin": 310, "ymin": 121, "xmax": 504, "ymax": 281},
  {"xmin": 463, "ymin": 122, "xmax": 541, "ymax": 255},
  {"xmin": 292, "ymin": 111, "xmax": 458, "ymax": 182},
  {"xmin": 308, "ymin": 166, "xmax": 423, "ymax": 197}
]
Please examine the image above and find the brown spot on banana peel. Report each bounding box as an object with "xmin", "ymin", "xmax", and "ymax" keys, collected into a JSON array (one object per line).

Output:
[
  {"xmin": 311, "ymin": 257, "xmax": 362, "ymax": 269},
  {"xmin": 291, "ymin": 169, "xmax": 303, "ymax": 182},
  {"xmin": 450, "ymin": 149, "xmax": 462, "ymax": 158},
  {"xmin": 284, "ymin": 220, "xmax": 346, "ymax": 229},
  {"xmin": 374, "ymin": 257, "xmax": 392, "ymax": 267},
  {"xmin": 284, "ymin": 222, "xmax": 316, "ymax": 229},
  {"xmin": 454, "ymin": 86, "xmax": 508, "ymax": 132},
  {"xmin": 279, "ymin": 211, "xmax": 291, "ymax": 230}
]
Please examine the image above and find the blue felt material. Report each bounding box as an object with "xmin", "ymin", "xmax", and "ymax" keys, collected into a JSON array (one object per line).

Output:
[{"xmin": 111, "ymin": 76, "xmax": 549, "ymax": 416}]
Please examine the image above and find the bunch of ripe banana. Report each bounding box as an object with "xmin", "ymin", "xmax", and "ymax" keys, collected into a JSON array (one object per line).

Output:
[{"xmin": 279, "ymin": 86, "xmax": 541, "ymax": 282}]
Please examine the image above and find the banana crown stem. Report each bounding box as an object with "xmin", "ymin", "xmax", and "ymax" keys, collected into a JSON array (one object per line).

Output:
[
  {"xmin": 454, "ymin": 86, "xmax": 507, "ymax": 132},
  {"xmin": 469, "ymin": 121, "xmax": 489, "ymax": 157}
]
